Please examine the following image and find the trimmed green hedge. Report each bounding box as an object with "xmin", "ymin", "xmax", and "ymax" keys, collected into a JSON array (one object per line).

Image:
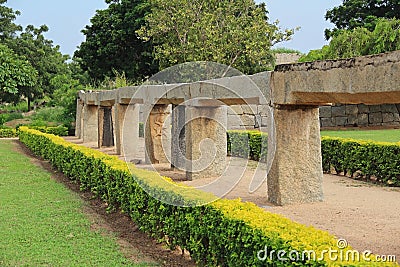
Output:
[
  {"xmin": 228, "ymin": 130, "xmax": 400, "ymax": 187},
  {"xmin": 0, "ymin": 128, "xmax": 17, "ymax": 138},
  {"xmin": 22, "ymin": 125, "xmax": 69, "ymax": 136},
  {"xmin": 18, "ymin": 127, "xmax": 396, "ymax": 266},
  {"xmin": 227, "ymin": 130, "xmax": 268, "ymax": 162},
  {"xmin": 321, "ymin": 137, "xmax": 400, "ymax": 186}
]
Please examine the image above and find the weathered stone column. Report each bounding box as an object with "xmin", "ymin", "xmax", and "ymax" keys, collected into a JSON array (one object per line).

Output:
[
  {"xmin": 82, "ymin": 105, "xmax": 99, "ymax": 143},
  {"xmin": 171, "ymin": 104, "xmax": 186, "ymax": 170},
  {"xmin": 267, "ymin": 105, "xmax": 323, "ymax": 205},
  {"xmin": 98, "ymin": 107, "xmax": 114, "ymax": 148},
  {"xmin": 114, "ymin": 103, "xmax": 140, "ymax": 156},
  {"xmin": 185, "ymin": 104, "xmax": 227, "ymax": 180},
  {"xmin": 145, "ymin": 104, "xmax": 171, "ymax": 164},
  {"xmin": 75, "ymin": 99, "xmax": 84, "ymax": 138}
]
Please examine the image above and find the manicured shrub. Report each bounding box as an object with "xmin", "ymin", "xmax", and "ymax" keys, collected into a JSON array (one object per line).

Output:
[
  {"xmin": 0, "ymin": 128, "xmax": 17, "ymax": 138},
  {"xmin": 18, "ymin": 127, "xmax": 396, "ymax": 266},
  {"xmin": 321, "ymin": 137, "xmax": 400, "ymax": 186},
  {"xmin": 227, "ymin": 130, "xmax": 268, "ymax": 162}
]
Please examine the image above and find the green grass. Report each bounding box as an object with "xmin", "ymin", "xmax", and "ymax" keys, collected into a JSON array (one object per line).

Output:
[
  {"xmin": 0, "ymin": 140, "xmax": 156, "ymax": 266},
  {"xmin": 321, "ymin": 129, "xmax": 400, "ymax": 143}
]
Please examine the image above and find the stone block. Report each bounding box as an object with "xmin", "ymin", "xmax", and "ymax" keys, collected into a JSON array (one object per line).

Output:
[
  {"xmin": 240, "ymin": 114, "xmax": 255, "ymax": 126},
  {"xmin": 332, "ymin": 105, "xmax": 346, "ymax": 117},
  {"xmin": 394, "ymin": 113, "xmax": 400, "ymax": 122},
  {"xmin": 381, "ymin": 104, "xmax": 398, "ymax": 113},
  {"xmin": 227, "ymin": 114, "xmax": 243, "ymax": 130},
  {"xmin": 382, "ymin": 113, "xmax": 395, "ymax": 123},
  {"xmin": 268, "ymin": 106, "xmax": 323, "ymax": 205},
  {"xmin": 358, "ymin": 114, "xmax": 369, "ymax": 126},
  {"xmin": 334, "ymin": 116, "xmax": 347, "ymax": 126},
  {"xmin": 241, "ymin": 104, "xmax": 257, "ymax": 115},
  {"xmin": 261, "ymin": 116, "xmax": 269, "ymax": 127},
  {"xmin": 345, "ymin": 105, "xmax": 358, "ymax": 115},
  {"xmin": 257, "ymin": 105, "xmax": 270, "ymax": 116},
  {"xmin": 357, "ymin": 104, "xmax": 370, "ymax": 114},
  {"xmin": 346, "ymin": 115, "xmax": 357, "ymax": 126},
  {"xmin": 319, "ymin": 106, "xmax": 332, "ymax": 118},
  {"xmin": 228, "ymin": 105, "xmax": 243, "ymax": 115},
  {"xmin": 369, "ymin": 105, "xmax": 382, "ymax": 113},
  {"xmin": 369, "ymin": 112, "xmax": 383, "ymax": 124},
  {"xmin": 320, "ymin": 118, "xmax": 334, "ymax": 128}
]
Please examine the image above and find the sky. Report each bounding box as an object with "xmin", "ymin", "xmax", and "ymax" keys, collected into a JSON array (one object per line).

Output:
[{"xmin": 5, "ymin": 0, "xmax": 343, "ymax": 57}]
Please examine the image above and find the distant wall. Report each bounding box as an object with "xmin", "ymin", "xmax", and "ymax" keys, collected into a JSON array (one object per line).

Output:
[
  {"xmin": 226, "ymin": 104, "xmax": 400, "ymax": 130},
  {"xmin": 319, "ymin": 104, "xmax": 400, "ymax": 128}
]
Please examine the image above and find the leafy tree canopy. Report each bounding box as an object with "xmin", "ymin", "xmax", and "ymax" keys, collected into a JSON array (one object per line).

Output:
[
  {"xmin": 0, "ymin": 0, "xmax": 21, "ymax": 41},
  {"xmin": 300, "ymin": 18, "xmax": 400, "ymax": 62},
  {"xmin": 137, "ymin": 0, "xmax": 296, "ymax": 75},
  {"xmin": 325, "ymin": 0, "xmax": 400, "ymax": 39},
  {"xmin": 74, "ymin": 0, "xmax": 158, "ymax": 84},
  {"xmin": 0, "ymin": 44, "xmax": 37, "ymax": 97}
]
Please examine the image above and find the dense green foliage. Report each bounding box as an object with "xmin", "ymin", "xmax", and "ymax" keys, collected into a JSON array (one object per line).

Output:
[
  {"xmin": 0, "ymin": 1, "xmax": 72, "ymax": 110},
  {"xmin": 0, "ymin": 140, "xmax": 147, "ymax": 266},
  {"xmin": 0, "ymin": 44, "xmax": 37, "ymax": 96},
  {"xmin": 227, "ymin": 130, "xmax": 268, "ymax": 162},
  {"xmin": 0, "ymin": 128, "xmax": 16, "ymax": 137},
  {"xmin": 321, "ymin": 137, "xmax": 400, "ymax": 186},
  {"xmin": 138, "ymin": 0, "xmax": 295, "ymax": 74},
  {"xmin": 299, "ymin": 19, "xmax": 400, "ymax": 62},
  {"xmin": 18, "ymin": 127, "xmax": 392, "ymax": 266},
  {"xmin": 74, "ymin": 0, "xmax": 158, "ymax": 83},
  {"xmin": 325, "ymin": 0, "xmax": 400, "ymax": 39}
]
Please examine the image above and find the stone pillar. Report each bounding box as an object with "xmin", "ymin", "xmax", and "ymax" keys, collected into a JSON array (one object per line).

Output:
[
  {"xmin": 268, "ymin": 105, "xmax": 323, "ymax": 205},
  {"xmin": 145, "ymin": 104, "xmax": 171, "ymax": 164},
  {"xmin": 82, "ymin": 105, "xmax": 99, "ymax": 143},
  {"xmin": 75, "ymin": 99, "xmax": 84, "ymax": 138},
  {"xmin": 185, "ymin": 105, "xmax": 227, "ymax": 180},
  {"xmin": 171, "ymin": 104, "xmax": 186, "ymax": 170},
  {"xmin": 98, "ymin": 107, "xmax": 114, "ymax": 148},
  {"xmin": 114, "ymin": 103, "xmax": 140, "ymax": 156}
]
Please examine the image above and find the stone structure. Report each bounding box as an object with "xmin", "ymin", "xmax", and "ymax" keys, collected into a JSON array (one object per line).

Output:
[{"xmin": 76, "ymin": 51, "xmax": 400, "ymax": 205}]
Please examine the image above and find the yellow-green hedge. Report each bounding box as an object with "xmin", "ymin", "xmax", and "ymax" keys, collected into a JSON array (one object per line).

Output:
[
  {"xmin": 0, "ymin": 128, "xmax": 17, "ymax": 138},
  {"xmin": 19, "ymin": 127, "xmax": 396, "ymax": 266}
]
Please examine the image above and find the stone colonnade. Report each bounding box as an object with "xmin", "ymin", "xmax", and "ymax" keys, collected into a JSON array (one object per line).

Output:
[{"xmin": 76, "ymin": 51, "xmax": 400, "ymax": 205}]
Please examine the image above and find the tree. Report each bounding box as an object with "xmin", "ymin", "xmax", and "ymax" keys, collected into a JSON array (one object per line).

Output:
[
  {"xmin": 6, "ymin": 25, "xmax": 69, "ymax": 109},
  {"xmin": 74, "ymin": 0, "xmax": 158, "ymax": 83},
  {"xmin": 300, "ymin": 18, "xmax": 400, "ymax": 62},
  {"xmin": 0, "ymin": 0, "xmax": 21, "ymax": 41},
  {"xmin": 0, "ymin": 44, "xmax": 37, "ymax": 103},
  {"xmin": 137, "ymin": 0, "xmax": 295, "ymax": 75},
  {"xmin": 325, "ymin": 0, "xmax": 400, "ymax": 39}
]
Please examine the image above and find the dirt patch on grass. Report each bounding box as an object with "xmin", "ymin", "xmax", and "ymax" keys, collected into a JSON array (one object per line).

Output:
[{"xmin": 12, "ymin": 140, "xmax": 195, "ymax": 267}]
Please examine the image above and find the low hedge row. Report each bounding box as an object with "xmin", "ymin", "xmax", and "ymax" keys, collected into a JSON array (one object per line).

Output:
[
  {"xmin": 227, "ymin": 130, "xmax": 268, "ymax": 162},
  {"xmin": 18, "ymin": 127, "xmax": 395, "ymax": 266},
  {"xmin": 26, "ymin": 125, "xmax": 69, "ymax": 136},
  {"xmin": 321, "ymin": 137, "xmax": 400, "ymax": 186},
  {"xmin": 228, "ymin": 130, "xmax": 400, "ymax": 187},
  {"xmin": 0, "ymin": 128, "xmax": 17, "ymax": 138}
]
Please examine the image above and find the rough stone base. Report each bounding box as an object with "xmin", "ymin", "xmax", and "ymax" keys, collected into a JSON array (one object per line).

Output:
[
  {"xmin": 185, "ymin": 106, "xmax": 227, "ymax": 180},
  {"xmin": 268, "ymin": 105, "xmax": 323, "ymax": 205}
]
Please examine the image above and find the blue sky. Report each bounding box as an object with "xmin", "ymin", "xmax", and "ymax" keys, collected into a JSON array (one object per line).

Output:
[{"xmin": 6, "ymin": 0, "xmax": 342, "ymax": 56}]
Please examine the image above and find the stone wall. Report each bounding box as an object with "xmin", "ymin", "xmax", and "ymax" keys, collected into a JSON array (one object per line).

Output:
[
  {"xmin": 226, "ymin": 104, "xmax": 400, "ymax": 130},
  {"xmin": 319, "ymin": 104, "xmax": 400, "ymax": 128}
]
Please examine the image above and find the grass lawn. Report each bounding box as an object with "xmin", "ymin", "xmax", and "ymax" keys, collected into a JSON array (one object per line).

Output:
[
  {"xmin": 321, "ymin": 129, "xmax": 400, "ymax": 143},
  {"xmin": 0, "ymin": 140, "xmax": 156, "ymax": 266}
]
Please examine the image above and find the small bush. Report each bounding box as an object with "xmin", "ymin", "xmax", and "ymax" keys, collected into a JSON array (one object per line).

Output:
[
  {"xmin": 0, "ymin": 112, "xmax": 23, "ymax": 125},
  {"xmin": 0, "ymin": 128, "xmax": 17, "ymax": 138},
  {"xmin": 321, "ymin": 137, "xmax": 400, "ymax": 186},
  {"xmin": 227, "ymin": 130, "xmax": 268, "ymax": 162}
]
